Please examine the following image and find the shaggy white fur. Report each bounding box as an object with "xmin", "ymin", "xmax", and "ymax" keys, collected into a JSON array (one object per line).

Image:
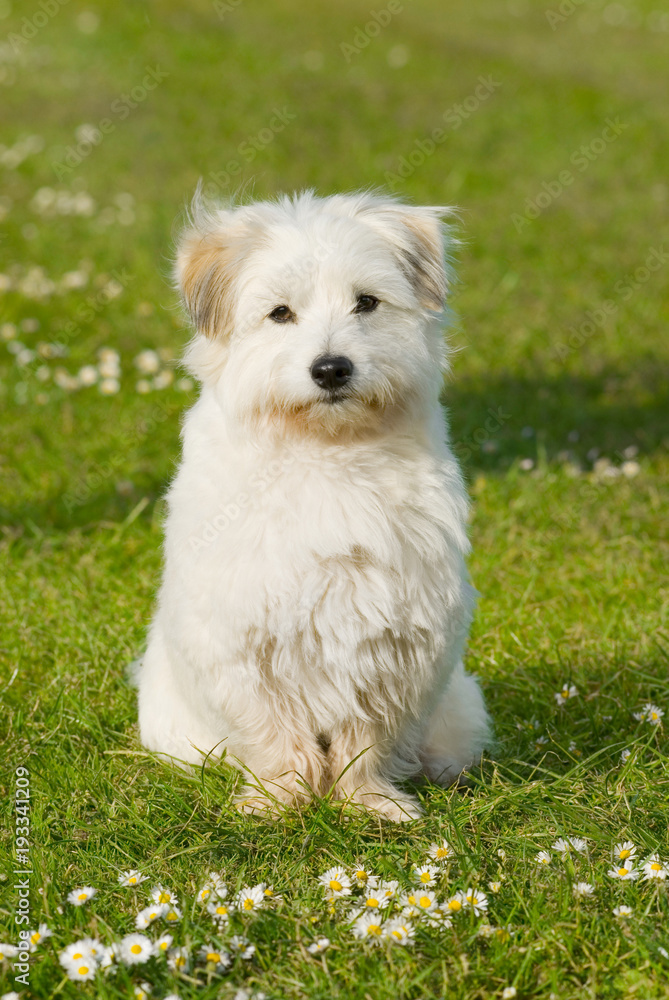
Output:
[{"xmin": 137, "ymin": 190, "xmax": 491, "ymax": 822}]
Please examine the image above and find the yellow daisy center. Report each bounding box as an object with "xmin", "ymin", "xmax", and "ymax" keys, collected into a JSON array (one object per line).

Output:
[
  {"xmin": 216, "ymin": 906, "xmax": 227, "ymax": 915},
  {"xmin": 78, "ymin": 965, "xmax": 89, "ymax": 975},
  {"xmin": 329, "ymin": 879, "xmax": 342, "ymax": 892},
  {"xmin": 159, "ymin": 942, "xmax": 168, "ymax": 950},
  {"xmin": 354, "ymin": 871, "xmax": 366, "ymax": 881},
  {"xmin": 436, "ymin": 847, "xmax": 448, "ymax": 858},
  {"xmin": 562, "ymin": 689, "xmax": 570, "ymax": 698},
  {"xmin": 419, "ymin": 895, "xmax": 432, "ymax": 908},
  {"xmin": 366, "ymin": 897, "xmax": 379, "ymax": 908},
  {"xmin": 619, "ymin": 849, "xmax": 631, "ymax": 859},
  {"xmin": 30, "ymin": 933, "xmax": 40, "ymax": 944},
  {"xmin": 651, "ymin": 862, "xmax": 661, "ymax": 871},
  {"xmin": 72, "ymin": 951, "xmax": 83, "ymax": 959},
  {"xmin": 166, "ymin": 911, "xmax": 178, "ymax": 920},
  {"xmin": 78, "ymin": 893, "xmax": 88, "ymax": 901},
  {"xmin": 391, "ymin": 929, "xmax": 403, "ymax": 939},
  {"xmin": 469, "ymin": 896, "xmax": 479, "ymax": 905},
  {"xmin": 129, "ymin": 876, "xmax": 137, "ymax": 884},
  {"xmin": 367, "ymin": 924, "xmax": 382, "ymax": 936},
  {"xmin": 264, "ymin": 889, "xmax": 274, "ymax": 896},
  {"xmin": 158, "ymin": 891, "xmax": 170, "ymax": 903},
  {"xmin": 175, "ymin": 956, "xmax": 185, "ymax": 967},
  {"xmin": 448, "ymin": 899, "xmax": 462, "ymax": 911},
  {"xmin": 651, "ymin": 711, "xmax": 658, "ymax": 719},
  {"xmin": 243, "ymin": 899, "xmax": 254, "ymax": 910},
  {"xmin": 420, "ymin": 873, "xmax": 431, "ymax": 883},
  {"xmin": 207, "ymin": 952, "xmax": 220, "ymax": 962},
  {"xmin": 201, "ymin": 889, "xmax": 210, "ymax": 899},
  {"xmin": 130, "ymin": 944, "xmax": 142, "ymax": 954}
]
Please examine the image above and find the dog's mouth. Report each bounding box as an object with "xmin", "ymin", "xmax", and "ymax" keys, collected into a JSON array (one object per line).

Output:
[{"xmin": 320, "ymin": 388, "xmax": 353, "ymax": 405}]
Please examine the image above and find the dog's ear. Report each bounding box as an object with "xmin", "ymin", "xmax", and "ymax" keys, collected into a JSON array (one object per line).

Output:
[
  {"xmin": 340, "ymin": 196, "xmax": 454, "ymax": 311},
  {"xmin": 174, "ymin": 199, "xmax": 250, "ymax": 338}
]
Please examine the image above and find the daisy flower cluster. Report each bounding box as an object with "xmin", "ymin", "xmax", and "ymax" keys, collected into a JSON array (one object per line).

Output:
[
  {"xmin": 314, "ymin": 841, "xmax": 497, "ymax": 949},
  {"xmin": 2, "ymin": 319, "xmax": 194, "ymax": 404},
  {"xmin": 533, "ymin": 837, "xmax": 669, "ymax": 903},
  {"xmin": 0, "ymin": 870, "xmax": 280, "ymax": 989}
]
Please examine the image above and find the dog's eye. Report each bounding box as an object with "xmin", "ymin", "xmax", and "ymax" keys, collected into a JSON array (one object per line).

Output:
[
  {"xmin": 354, "ymin": 294, "xmax": 379, "ymax": 314},
  {"xmin": 268, "ymin": 305, "xmax": 294, "ymax": 323}
]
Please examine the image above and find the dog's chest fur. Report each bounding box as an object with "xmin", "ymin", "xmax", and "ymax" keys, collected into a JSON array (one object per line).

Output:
[{"xmin": 163, "ymin": 393, "xmax": 472, "ymax": 724}]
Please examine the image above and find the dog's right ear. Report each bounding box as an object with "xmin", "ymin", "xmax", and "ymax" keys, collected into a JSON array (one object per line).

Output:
[{"xmin": 174, "ymin": 198, "xmax": 248, "ymax": 339}]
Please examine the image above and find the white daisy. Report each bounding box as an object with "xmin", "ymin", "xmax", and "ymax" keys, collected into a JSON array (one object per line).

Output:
[
  {"xmin": 412, "ymin": 863, "xmax": 439, "ymax": 886},
  {"xmin": 153, "ymin": 933, "xmax": 173, "ymax": 956},
  {"xmin": 134, "ymin": 984, "xmax": 152, "ymax": 1000},
  {"xmin": 488, "ymin": 881, "xmax": 502, "ymax": 893},
  {"xmin": 134, "ymin": 349, "xmax": 160, "ymax": 374},
  {"xmin": 634, "ymin": 703, "xmax": 664, "ymax": 726},
  {"xmin": 352, "ymin": 911, "xmax": 384, "ymax": 943},
  {"xmin": 613, "ymin": 905, "xmax": 633, "ymax": 918},
  {"xmin": 555, "ymin": 684, "xmax": 578, "ymax": 705},
  {"xmin": 445, "ymin": 891, "xmax": 467, "ymax": 914},
  {"xmin": 67, "ymin": 886, "xmax": 97, "ymax": 906},
  {"xmin": 135, "ymin": 903, "xmax": 167, "ymax": 929},
  {"xmin": 427, "ymin": 839, "xmax": 455, "ymax": 863},
  {"xmin": 384, "ymin": 918, "xmax": 415, "ymax": 945},
  {"xmin": 425, "ymin": 908, "xmax": 453, "ymax": 930},
  {"xmin": 0, "ymin": 944, "xmax": 18, "ymax": 960},
  {"xmin": 99, "ymin": 377, "xmax": 120, "ymax": 395},
  {"xmin": 59, "ymin": 940, "xmax": 97, "ymax": 981},
  {"xmin": 642, "ymin": 855, "xmax": 668, "ymax": 880},
  {"xmin": 167, "ymin": 946, "xmax": 190, "ymax": 973},
  {"xmin": 464, "ymin": 887, "xmax": 488, "ymax": 915},
  {"xmin": 359, "ymin": 888, "xmax": 390, "ymax": 911},
  {"xmin": 28, "ymin": 923, "xmax": 52, "ymax": 949},
  {"xmin": 77, "ymin": 364, "xmax": 98, "ymax": 386},
  {"xmin": 236, "ymin": 884, "xmax": 266, "ymax": 913},
  {"xmin": 378, "ymin": 879, "xmax": 400, "ymax": 900},
  {"xmin": 409, "ymin": 889, "xmax": 439, "ymax": 915},
  {"xmin": 351, "ymin": 866, "xmax": 378, "ymax": 888},
  {"xmin": 207, "ymin": 900, "xmax": 231, "ymax": 923},
  {"xmin": 552, "ymin": 837, "xmax": 587, "ymax": 857},
  {"xmin": 306, "ymin": 937, "xmax": 330, "ymax": 954},
  {"xmin": 607, "ymin": 862, "xmax": 638, "ymax": 881},
  {"xmin": 573, "ymin": 882, "xmax": 595, "ymax": 897},
  {"xmin": 119, "ymin": 933, "xmax": 153, "ymax": 965},
  {"xmin": 198, "ymin": 944, "xmax": 232, "ymax": 970},
  {"xmin": 163, "ymin": 905, "xmax": 182, "ymax": 924},
  {"xmin": 97, "ymin": 944, "xmax": 116, "ymax": 969},
  {"xmin": 229, "ymin": 935, "xmax": 255, "ymax": 959},
  {"xmin": 118, "ymin": 870, "xmax": 147, "ymax": 887},
  {"xmin": 621, "ymin": 748, "xmax": 632, "ymax": 763},
  {"xmin": 502, "ymin": 988, "xmax": 517, "ymax": 999},
  {"xmin": 318, "ymin": 867, "xmax": 352, "ymax": 897},
  {"xmin": 613, "ymin": 841, "xmax": 636, "ymax": 862}
]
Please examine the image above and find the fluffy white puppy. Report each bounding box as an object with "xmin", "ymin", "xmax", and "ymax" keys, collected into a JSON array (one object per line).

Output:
[{"xmin": 137, "ymin": 189, "xmax": 490, "ymax": 821}]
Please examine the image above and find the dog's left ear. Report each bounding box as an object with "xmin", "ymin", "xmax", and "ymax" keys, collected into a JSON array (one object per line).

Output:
[{"xmin": 356, "ymin": 200, "xmax": 453, "ymax": 312}]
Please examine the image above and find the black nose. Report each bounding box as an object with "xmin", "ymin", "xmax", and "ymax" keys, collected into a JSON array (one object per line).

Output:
[{"xmin": 310, "ymin": 355, "xmax": 354, "ymax": 391}]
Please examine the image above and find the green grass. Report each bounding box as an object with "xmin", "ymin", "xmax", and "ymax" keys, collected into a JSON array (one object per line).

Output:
[{"xmin": 1, "ymin": 0, "xmax": 668, "ymax": 997}]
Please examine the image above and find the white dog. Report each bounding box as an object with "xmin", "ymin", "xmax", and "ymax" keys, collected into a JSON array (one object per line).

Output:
[{"xmin": 137, "ymin": 190, "xmax": 490, "ymax": 821}]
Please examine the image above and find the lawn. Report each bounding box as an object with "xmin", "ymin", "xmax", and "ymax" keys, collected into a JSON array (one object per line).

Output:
[{"xmin": 1, "ymin": 0, "xmax": 668, "ymax": 997}]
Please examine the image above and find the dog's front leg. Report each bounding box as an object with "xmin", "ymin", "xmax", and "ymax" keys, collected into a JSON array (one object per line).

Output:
[
  {"xmin": 328, "ymin": 720, "xmax": 422, "ymax": 822},
  {"xmin": 233, "ymin": 708, "xmax": 327, "ymax": 817}
]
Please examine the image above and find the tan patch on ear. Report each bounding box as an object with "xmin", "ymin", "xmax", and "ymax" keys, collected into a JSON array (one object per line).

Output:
[
  {"xmin": 399, "ymin": 214, "xmax": 447, "ymax": 312},
  {"xmin": 176, "ymin": 228, "xmax": 240, "ymax": 338}
]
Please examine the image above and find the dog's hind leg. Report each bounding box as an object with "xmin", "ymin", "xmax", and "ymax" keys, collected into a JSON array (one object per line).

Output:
[{"xmin": 419, "ymin": 661, "xmax": 491, "ymax": 785}]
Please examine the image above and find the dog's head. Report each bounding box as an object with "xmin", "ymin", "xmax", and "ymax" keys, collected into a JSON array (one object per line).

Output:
[{"xmin": 176, "ymin": 190, "xmax": 455, "ymax": 437}]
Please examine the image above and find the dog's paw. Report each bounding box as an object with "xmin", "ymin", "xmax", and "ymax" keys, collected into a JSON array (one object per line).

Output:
[
  {"xmin": 234, "ymin": 790, "xmax": 283, "ymax": 820},
  {"xmin": 336, "ymin": 783, "xmax": 423, "ymax": 823}
]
